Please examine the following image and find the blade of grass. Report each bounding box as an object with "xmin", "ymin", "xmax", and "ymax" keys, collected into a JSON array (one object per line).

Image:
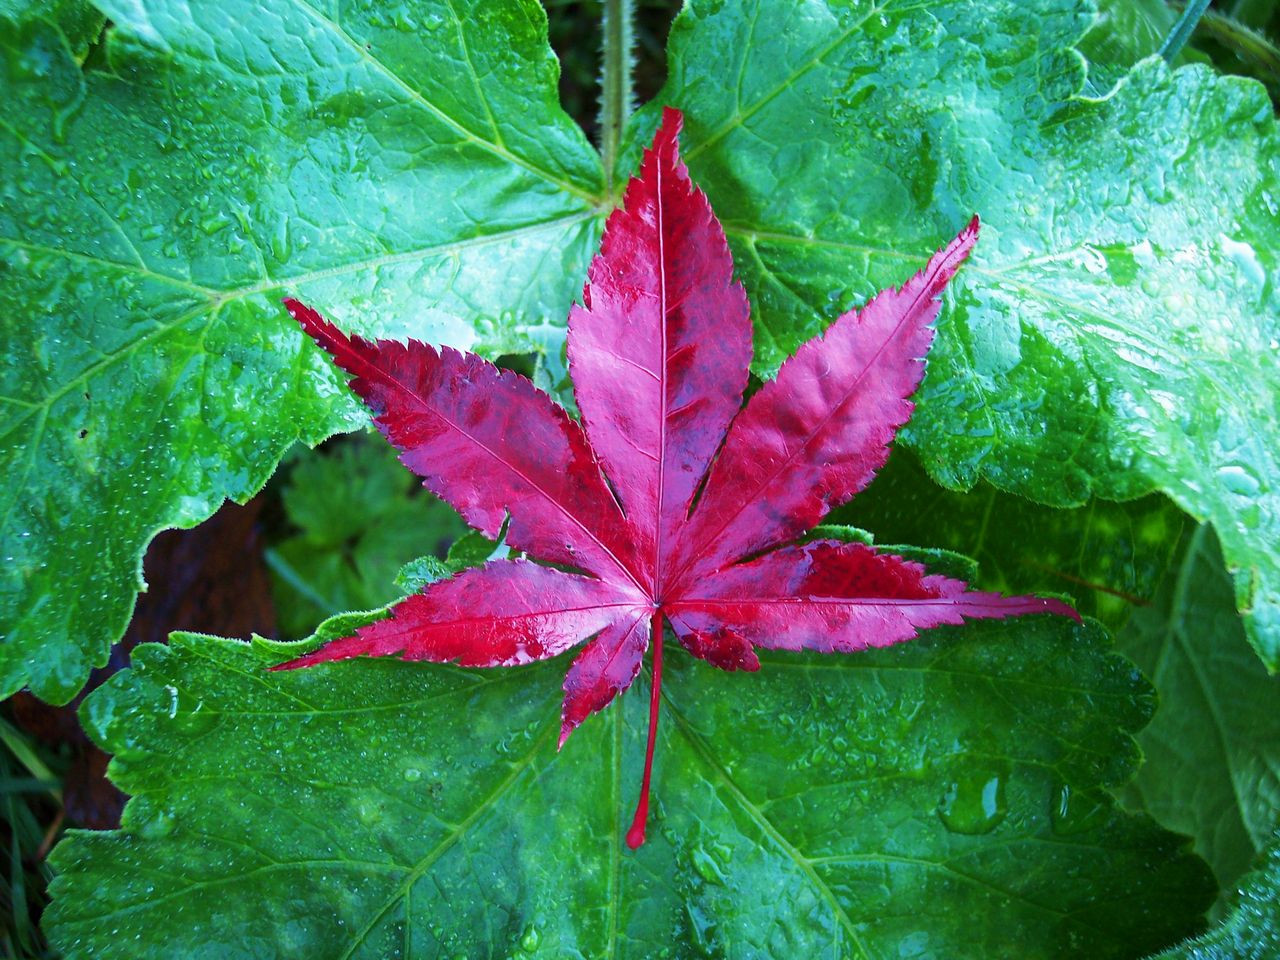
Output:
[{"xmin": 0, "ymin": 719, "xmax": 59, "ymax": 803}]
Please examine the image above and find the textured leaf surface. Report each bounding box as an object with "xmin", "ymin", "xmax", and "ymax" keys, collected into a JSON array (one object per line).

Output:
[
  {"xmin": 1155, "ymin": 832, "xmax": 1280, "ymax": 959},
  {"xmin": 670, "ymin": 540, "xmax": 1077, "ymax": 659},
  {"xmin": 637, "ymin": 0, "xmax": 1280, "ymax": 668},
  {"xmin": 285, "ymin": 299, "xmax": 638, "ymax": 583},
  {"xmin": 0, "ymin": 0, "xmax": 104, "ymax": 57},
  {"xmin": 274, "ymin": 559, "xmax": 643, "ymax": 670},
  {"xmin": 674, "ymin": 220, "xmax": 978, "ymax": 584},
  {"xmin": 841, "ymin": 452, "xmax": 1279, "ymax": 904},
  {"xmin": 0, "ymin": 0, "xmax": 603, "ymax": 702},
  {"xmin": 1118, "ymin": 525, "xmax": 1280, "ymax": 900},
  {"xmin": 47, "ymin": 618, "xmax": 1213, "ymax": 958}
]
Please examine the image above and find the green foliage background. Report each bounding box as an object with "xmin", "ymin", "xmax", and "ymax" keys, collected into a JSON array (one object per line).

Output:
[{"xmin": 1, "ymin": 0, "xmax": 1278, "ymax": 956}]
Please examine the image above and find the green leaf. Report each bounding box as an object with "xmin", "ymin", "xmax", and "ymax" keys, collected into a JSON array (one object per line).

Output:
[
  {"xmin": 636, "ymin": 0, "xmax": 1280, "ymax": 670},
  {"xmin": 0, "ymin": 0, "xmax": 604, "ymax": 702},
  {"xmin": 1078, "ymin": 0, "xmax": 1188, "ymax": 95},
  {"xmin": 1117, "ymin": 523, "xmax": 1280, "ymax": 903},
  {"xmin": 0, "ymin": 0, "xmax": 104, "ymax": 59},
  {"xmin": 46, "ymin": 617, "xmax": 1214, "ymax": 957},
  {"xmin": 265, "ymin": 435, "xmax": 465, "ymax": 638},
  {"xmin": 1153, "ymin": 831, "xmax": 1280, "ymax": 959},
  {"xmin": 838, "ymin": 449, "xmax": 1186, "ymax": 630}
]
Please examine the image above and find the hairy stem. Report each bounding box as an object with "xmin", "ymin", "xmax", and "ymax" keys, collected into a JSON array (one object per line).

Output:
[
  {"xmin": 625, "ymin": 610, "xmax": 664, "ymax": 849},
  {"xmin": 1160, "ymin": 0, "xmax": 1212, "ymax": 61},
  {"xmin": 1193, "ymin": 7, "xmax": 1280, "ymax": 83},
  {"xmin": 600, "ymin": 0, "xmax": 635, "ymax": 197}
]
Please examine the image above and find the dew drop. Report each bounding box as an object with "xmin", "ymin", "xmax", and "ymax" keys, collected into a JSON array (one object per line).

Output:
[
  {"xmin": 519, "ymin": 925, "xmax": 541, "ymax": 952},
  {"xmin": 1051, "ymin": 783, "xmax": 1110, "ymax": 836},
  {"xmin": 937, "ymin": 770, "xmax": 1007, "ymax": 835},
  {"xmin": 689, "ymin": 846, "xmax": 726, "ymax": 886}
]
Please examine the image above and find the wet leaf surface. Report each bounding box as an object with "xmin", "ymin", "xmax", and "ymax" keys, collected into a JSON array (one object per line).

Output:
[
  {"xmin": 46, "ymin": 615, "xmax": 1214, "ymax": 958},
  {"xmin": 0, "ymin": 0, "xmax": 603, "ymax": 702}
]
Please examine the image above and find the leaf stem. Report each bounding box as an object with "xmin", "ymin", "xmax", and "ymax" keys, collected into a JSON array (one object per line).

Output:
[
  {"xmin": 599, "ymin": 0, "xmax": 634, "ymax": 198},
  {"xmin": 1160, "ymin": 0, "xmax": 1212, "ymax": 61},
  {"xmin": 625, "ymin": 610, "xmax": 663, "ymax": 849},
  {"xmin": 1184, "ymin": 5, "xmax": 1280, "ymax": 84}
]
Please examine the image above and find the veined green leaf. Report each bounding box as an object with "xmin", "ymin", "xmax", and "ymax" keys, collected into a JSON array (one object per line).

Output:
[
  {"xmin": 1119, "ymin": 524, "xmax": 1280, "ymax": 904},
  {"xmin": 0, "ymin": 0, "xmax": 104, "ymax": 58},
  {"xmin": 634, "ymin": 0, "xmax": 1280, "ymax": 670},
  {"xmin": 46, "ymin": 615, "xmax": 1213, "ymax": 957},
  {"xmin": 0, "ymin": 0, "xmax": 604, "ymax": 702}
]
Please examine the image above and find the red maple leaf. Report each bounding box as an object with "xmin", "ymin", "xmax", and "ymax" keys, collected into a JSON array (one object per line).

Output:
[{"xmin": 276, "ymin": 108, "xmax": 1077, "ymax": 848}]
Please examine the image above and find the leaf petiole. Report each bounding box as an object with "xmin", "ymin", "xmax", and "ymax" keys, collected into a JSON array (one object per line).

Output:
[{"xmin": 625, "ymin": 610, "xmax": 664, "ymax": 849}]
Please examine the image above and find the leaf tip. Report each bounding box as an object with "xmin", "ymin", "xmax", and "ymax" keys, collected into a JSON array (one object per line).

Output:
[
  {"xmin": 1047, "ymin": 597, "xmax": 1083, "ymax": 624},
  {"xmin": 950, "ymin": 214, "xmax": 981, "ymax": 264},
  {"xmin": 282, "ymin": 297, "xmax": 339, "ymax": 347},
  {"xmin": 658, "ymin": 105, "xmax": 684, "ymax": 140}
]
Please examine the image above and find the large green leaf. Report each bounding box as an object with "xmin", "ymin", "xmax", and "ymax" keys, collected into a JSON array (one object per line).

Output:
[
  {"xmin": 1154, "ymin": 832, "xmax": 1280, "ymax": 959},
  {"xmin": 838, "ymin": 449, "xmax": 1186, "ymax": 630},
  {"xmin": 1118, "ymin": 524, "xmax": 1280, "ymax": 901},
  {"xmin": 46, "ymin": 615, "xmax": 1214, "ymax": 958},
  {"xmin": 0, "ymin": 0, "xmax": 604, "ymax": 703},
  {"xmin": 839, "ymin": 452, "xmax": 1280, "ymax": 905},
  {"xmin": 633, "ymin": 0, "xmax": 1280, "ymax": 670}
]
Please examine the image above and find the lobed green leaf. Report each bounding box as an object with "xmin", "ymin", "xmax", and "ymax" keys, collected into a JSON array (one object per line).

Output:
[
  {"xmin": 634, "ymin": 0, "xmax": 1280, "ymax": 670},
  {"xmin": 0, "ymin": 0, "xmax": 603, "ymax": 702},
  {"xmin": 46, "ymin": 614, "xmax": 1214, "ymax": 957}
]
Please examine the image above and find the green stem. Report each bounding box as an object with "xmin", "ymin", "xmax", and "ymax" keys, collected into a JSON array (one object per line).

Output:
[
  {"xmin": 1160, "ymin": 0, "xmax": 1213, "ymax": 61},
  {"xmin": 599, "ymin": 0, "xmax": 635, "ymax": 198},
  {"xmin": 1197, "ymin": 8, "xmax": 1280, "ymax": 82}
]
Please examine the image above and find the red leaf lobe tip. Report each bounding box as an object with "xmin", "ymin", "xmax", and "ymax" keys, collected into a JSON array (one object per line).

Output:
[{"xmin": 282, "ymin": 113, "xmax": 1074, "ymax": 850}]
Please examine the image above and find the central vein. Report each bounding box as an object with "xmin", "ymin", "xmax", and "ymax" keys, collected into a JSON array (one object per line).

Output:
[{"xmin": 653, "ymin": 155, "xmax": 669, "ymax": 601}]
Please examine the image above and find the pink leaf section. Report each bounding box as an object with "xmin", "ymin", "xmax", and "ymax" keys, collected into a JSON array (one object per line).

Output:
[
  {"xmin": 272, "ymin": 560, "xmax": 644, "ymax": 671},
  {"xmin": 282, "ymin": 109, "xmax": 1076, "ymax": 848},
  {"xmin": 285, "ymin": 300, "xmax": 640, "ymax": 586},
  {"xmin": 669, "ymin": 541, "xmax": 1080, "ymax": 658},
  {"xmin": 560, "ymin": 614, "xmax": 651, "ymax": 746},
  {"xmin": 568, "ymin": 107, "xmax": 751, "ymax": 594},
  {"xmin": 670, "ymin": 219, "xmax": 979, "ymax": 588}
]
